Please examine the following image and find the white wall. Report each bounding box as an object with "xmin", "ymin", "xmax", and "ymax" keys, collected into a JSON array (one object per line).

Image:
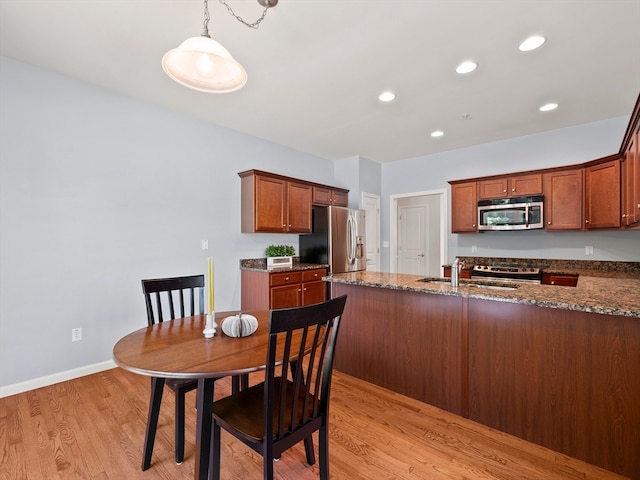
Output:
[
  {"xmin": 380, "ymin": 117, "xmax": 640, "ymax": 271},
  {"xmin": 0, "ymin": 57, "xmax": 336, "ymax": 390}
]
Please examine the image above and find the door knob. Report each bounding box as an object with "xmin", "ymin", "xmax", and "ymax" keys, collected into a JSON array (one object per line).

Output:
[{"xmin": 418, "ymin": 253, "xmax": 425, "ymax": 257}]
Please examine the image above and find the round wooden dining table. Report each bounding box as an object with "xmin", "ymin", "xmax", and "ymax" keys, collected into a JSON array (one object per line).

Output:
[{"xmin": 113, "ymin": 310, "xmax": 270, "ymax": 480}]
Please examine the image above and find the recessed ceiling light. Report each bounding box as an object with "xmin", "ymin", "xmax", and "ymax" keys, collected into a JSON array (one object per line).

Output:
[
  {"xmin": 455, "ymin": 61, "xmax": 478, "ymax": 74},
  {"xmin": 431, "ymin": 130, "xmax": 444, "ymax": 138},
  {"xmin": 539, "ymin": 102, "xmax": 558, "ymax": 112},
  {"xmin": 378, "ymin": 91, "xmax": 396, "ymax": 102},
  {"xmin": 519, "ymin": 35, "xmax": 546, "ymax": 52}
]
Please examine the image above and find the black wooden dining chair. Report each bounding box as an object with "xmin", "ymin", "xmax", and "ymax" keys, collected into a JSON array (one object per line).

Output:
[
  {"xmin": 140, "ymin": 274, "xmax": 204, "ymax": 470},
  {"xmin": 210, "ymin": 294, "xmax": 348, "ymax": 480}
]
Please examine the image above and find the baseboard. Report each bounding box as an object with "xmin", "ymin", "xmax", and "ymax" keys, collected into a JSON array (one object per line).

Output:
[{"xmin": 0, "ymin": 360, "xmax": 117, "ymax": 398}]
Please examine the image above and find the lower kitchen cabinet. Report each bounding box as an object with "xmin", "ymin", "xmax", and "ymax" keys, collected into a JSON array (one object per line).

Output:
[
  {"xmin": 241, "ymin": 267, "xmax": 327, "ymax": 310},
  {"xmin": 541, "ymin": 272, "xmax": 579, "ymax": 286}
]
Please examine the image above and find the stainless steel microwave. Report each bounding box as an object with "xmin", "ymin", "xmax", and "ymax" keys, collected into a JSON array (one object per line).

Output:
[{"xmin": 477, "ymin": 195, "xmax": 544, "ymax": 230}]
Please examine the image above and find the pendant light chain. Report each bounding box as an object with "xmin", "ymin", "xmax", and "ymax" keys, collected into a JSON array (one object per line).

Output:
[
  {"xmin": 202, "ymin": 0, "xmax": 211, "ymax": 37},
  {"xmin": 218, "ymin": 0, "xmax": 271, "ymax": 29}
]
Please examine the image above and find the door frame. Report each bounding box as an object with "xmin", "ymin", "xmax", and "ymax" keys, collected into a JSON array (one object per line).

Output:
[
  {"xmin": 390, "ymin": 189, "xmax": 448, "ymax": 274},
  {"xmin": 361, "ymin": 192, "xmax": 381, "ymax": 271}
]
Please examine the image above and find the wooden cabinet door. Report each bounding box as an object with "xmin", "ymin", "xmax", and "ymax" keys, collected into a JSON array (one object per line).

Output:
[
  {"xmin": 622, "ymin": 130, "xmax": 639, "ymax": 226},
  {"xmin": 510, "ymin": 174, "xmax": 543, "ymax": 196},
  {"xmin": 286, "ymin": 181, "xmax": 312, "ymax": 233},
  {"xmin": 451, "ymin": 182, "xmax": 478, "ymax": 233},
  {"xmin": 478, "ymin": 178, "xmax": 508, "ymax": 199},
  {"xmin": 332, "ymin": 190, "xmax": 349, "ymax": 207},
  {"xmin": 543, "ymin": 169, "xmax": 583, "ymax": 230},
  {"xmin": 254, "ymin": 175, "xmax": 287, "ymax": 232},
  {"xmin": 270, "ymin": 284, "xmax": 301, "ymax": 309},
  {"xmin": 584, "ymin": 160, "xmax": 621, "ymax": 229},
  {"xmin": 301, "ymin": 281, "xmax": 326, "ymax": 306}
]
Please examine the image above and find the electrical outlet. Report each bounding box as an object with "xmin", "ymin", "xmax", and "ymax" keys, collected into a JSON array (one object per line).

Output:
[
  {"xmin": 201, "ymin": 239, "xmax": 209, "ymax": 250},
  {"xmin": 471, "ymin": 245, "xmax": 478, "ymax": 253},
  {"xmin": 71, "ymin": 328, "xmax": 82, "ymax": 342},
  {"xmin": 585, "ymin": 246, "xmax": 594, "ymax": 256}
]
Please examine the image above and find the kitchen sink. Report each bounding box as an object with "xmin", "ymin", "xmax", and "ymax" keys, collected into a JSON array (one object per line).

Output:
[{"xmin": 417, "ymin": 278, "xmax": 518, "ymax": 291}]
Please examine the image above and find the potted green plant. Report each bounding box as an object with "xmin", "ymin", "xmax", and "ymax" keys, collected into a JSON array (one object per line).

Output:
[{"xmin": 265, "ymin": 245, "xmax": 295, "ymax": 270}]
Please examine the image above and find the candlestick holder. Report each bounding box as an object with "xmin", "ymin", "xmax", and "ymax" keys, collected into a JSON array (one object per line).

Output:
[{"xmin": 203, "ymin": 313, "xmax": 217, "ymax": 338}]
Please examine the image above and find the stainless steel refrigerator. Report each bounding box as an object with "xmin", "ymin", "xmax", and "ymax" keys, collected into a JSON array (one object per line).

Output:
[{"xmin": 299, "ymin": 206, "xmax": 366, "ymax": 274}]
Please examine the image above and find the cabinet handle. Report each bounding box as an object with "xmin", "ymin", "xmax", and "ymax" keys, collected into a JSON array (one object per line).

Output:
[
  {"xmin": 551, "ymin": 281, "xmax": 556, "ymax": 285},
  {"xmin": 547, "ymin": 221, "xmax": 551, "ymax": 225},
  {"xmin": 472, "ymin": 224, "xmax": 476, "ymax": 228},
  {"xmin": 512, "ymin": 188, "xmax": 516, "ymax": 192},
  {"xmin": 503, "ymin": 189, "xmax": 507, "ymax": 193},
  {"xmin": 285, "ymin": 277, "xmax": 289, "ymax": 280},
  {"xmin": 585, "ymin": 219, "xmax": 590, "ymax": 224}
]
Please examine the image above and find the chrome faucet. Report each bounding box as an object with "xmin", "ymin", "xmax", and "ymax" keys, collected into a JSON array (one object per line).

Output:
[{"xmin": 451, "ymin": 257, "xmax": 460, "ymax": 287}]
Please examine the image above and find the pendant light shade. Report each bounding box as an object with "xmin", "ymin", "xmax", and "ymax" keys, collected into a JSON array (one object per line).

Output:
[{"xmin": 162, "ymin": 35, "xmax": 247, "ymax": 93}]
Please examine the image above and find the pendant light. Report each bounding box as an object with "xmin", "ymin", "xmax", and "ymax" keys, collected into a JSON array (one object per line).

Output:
[{"xmin": 162, "ymin": 0, "xmax": 277, "ymax": 93}]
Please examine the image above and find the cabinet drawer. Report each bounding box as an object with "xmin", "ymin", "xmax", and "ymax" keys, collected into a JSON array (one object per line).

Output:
[
  {"xmin": 270, "ymin": 271, "xmax": 301, "ymax": 287},
  {"xmin": 302, "ymin": 268, "xmax": 326, "ymax": 282},
  {"xmin": 541, "ymin": 273, "xmax": 579, "ymax": 287}
]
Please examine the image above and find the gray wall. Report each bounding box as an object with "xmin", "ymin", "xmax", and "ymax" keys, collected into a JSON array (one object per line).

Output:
[
  {"xmin": 0, "ymin": 57, "xmax": 337, "ymax": 388},
  {"xmin": 1, "ymin": 55, "xmax": 638, "ymax": 391}
]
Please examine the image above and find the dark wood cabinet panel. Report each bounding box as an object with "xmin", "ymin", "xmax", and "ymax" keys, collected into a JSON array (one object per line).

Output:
[
  {"xmin": 301, "ymin": 280, "xmax": 326, "ymax": 305},
  {"xmin": 330, "ymin": 281, "xmax": 639, "ymax": 478},
  {"xmin": 584, "ymin": 159, "xmax": 621, "ymax": 229},
  {"xmin": 543, "ymin": 168, "xmax": 583, "ymax": 230},
  {"xmin": 332, "ymin": 283, "xmax": 465, "ymax": 416},
  {"xmin": 451, "ymin": 182, "xmax": 478, "ymax": 233},
  {"xmin": 467, "ymin": 298, "xmax": 640, "ymax": 478},
  {"xmin": 478, "ymin": 174, "xmax": 542, "ymax": 199},
  {"xmin": 443, "ymin": 266, "xmax": 472, "ymax": 279}
]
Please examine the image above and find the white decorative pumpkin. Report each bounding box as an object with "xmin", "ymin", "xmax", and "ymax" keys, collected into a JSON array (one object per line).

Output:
[{"xmin": 222, "ymin": 314, "xmax": 258, "ymax": 338}]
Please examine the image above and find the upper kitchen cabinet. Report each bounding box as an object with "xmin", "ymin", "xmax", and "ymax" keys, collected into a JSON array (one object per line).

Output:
[
  {"xmin": 450, "ymin": 181, "xmax": 478, "ymax": 233},
  {"xmin": 238, "ymin": 170, "xmax": 349, "ymax": 233},
  {"xmin": 312, "ymin": 185, "xmax": 349, "ymax": 207},
  {"xmin": 478, "ymin": 173, "xmax": 542, "ymax": 199},
  {"xmin": 239, "ymin": 170, "xmax": 312, "ymax": 233},
  {"xmin": 543, "ymin": 168, "xmax": 583, "ymax": 230},
  {"xmin": 621, "ymin": 97, "xmax": 640, "ymax": 228},
  {"xmin": 584, "ymin": 157, "xmax": 621, "ymax": 230}
]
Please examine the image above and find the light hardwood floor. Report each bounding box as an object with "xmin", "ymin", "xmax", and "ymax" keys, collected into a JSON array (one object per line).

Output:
[{"xmin": 0, "ymin": 368, "xmax": 627, "ymax": 480}]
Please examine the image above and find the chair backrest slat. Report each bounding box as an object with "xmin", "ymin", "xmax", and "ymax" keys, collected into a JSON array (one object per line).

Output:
[
  {"xmin": 141, "ymin": 275, "xmax": 205, "ymax": 326},
  {"xmin": 266, "ymin": 295, "xmax": 347, "ymax": 442}
]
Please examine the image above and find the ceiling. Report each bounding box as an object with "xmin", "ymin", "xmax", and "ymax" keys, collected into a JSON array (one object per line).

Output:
[{"xmin": 1, "ymin": 0, "xmax": 639, "ymax": 164}]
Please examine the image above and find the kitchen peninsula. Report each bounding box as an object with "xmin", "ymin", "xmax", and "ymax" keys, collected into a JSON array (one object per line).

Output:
[{"xmin": 325, "ymin": 264, "xmax": 640, "ymax": 478}]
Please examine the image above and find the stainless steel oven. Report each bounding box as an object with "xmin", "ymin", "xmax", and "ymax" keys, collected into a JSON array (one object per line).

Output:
[
  {"xmin": 471, "ymin": 265, "xmax": 542, "ymax": 284},
  {"xmin": 477, "ymin": 195, "xmax": 544, "ymax": 231}
]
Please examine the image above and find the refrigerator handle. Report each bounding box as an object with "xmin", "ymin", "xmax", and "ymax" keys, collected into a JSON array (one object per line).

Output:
[{"xmin": 347, "ymin": 214, "xmax": 356, "ymax": 265}]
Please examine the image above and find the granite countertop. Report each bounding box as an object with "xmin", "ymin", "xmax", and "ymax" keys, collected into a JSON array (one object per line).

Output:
[
  {"xmin": 240, "ymin": 258, "xmax": 328, "ymax": 273},
  {"xmin": 324, "ymin": 271, "xmax": 640, "ymax": 318}
]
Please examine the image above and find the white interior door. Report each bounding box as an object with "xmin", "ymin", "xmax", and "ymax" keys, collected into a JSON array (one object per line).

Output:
[
  {"xmin": 393, "ymin": 191, "xmax": 444, "ymax": 277},
  {"xmin": 398, "ymin": 204, "xmax": 427, "ymax": 274},
  {"xmin": 361, "ymin": 192, "xmax": 380, "ymax": 271}
]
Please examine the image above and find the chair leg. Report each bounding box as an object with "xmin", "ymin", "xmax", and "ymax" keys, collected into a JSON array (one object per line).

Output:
[
  {"xmin": 319, "ymin": 424, "xmax": 329, "ymax": 480},
  {"xmin": 264, "ymin": 446, "xmax": 274, "ymax": 480},
  {"xmin": 303, "ymin": 435, "xmax": 316, "ymax": 465},
  {"xmin": 142, "ymin": 377, "xmax": 165, "ymax": 471},
  {"xmin": 175, "ymin": 389, "xmax": 186, "ymax": 464}
]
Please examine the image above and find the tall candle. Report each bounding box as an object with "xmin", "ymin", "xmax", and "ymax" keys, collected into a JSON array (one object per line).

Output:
[{"xmin": 207, "ymin": 257, "xmax": 214, "ymax": 315}]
